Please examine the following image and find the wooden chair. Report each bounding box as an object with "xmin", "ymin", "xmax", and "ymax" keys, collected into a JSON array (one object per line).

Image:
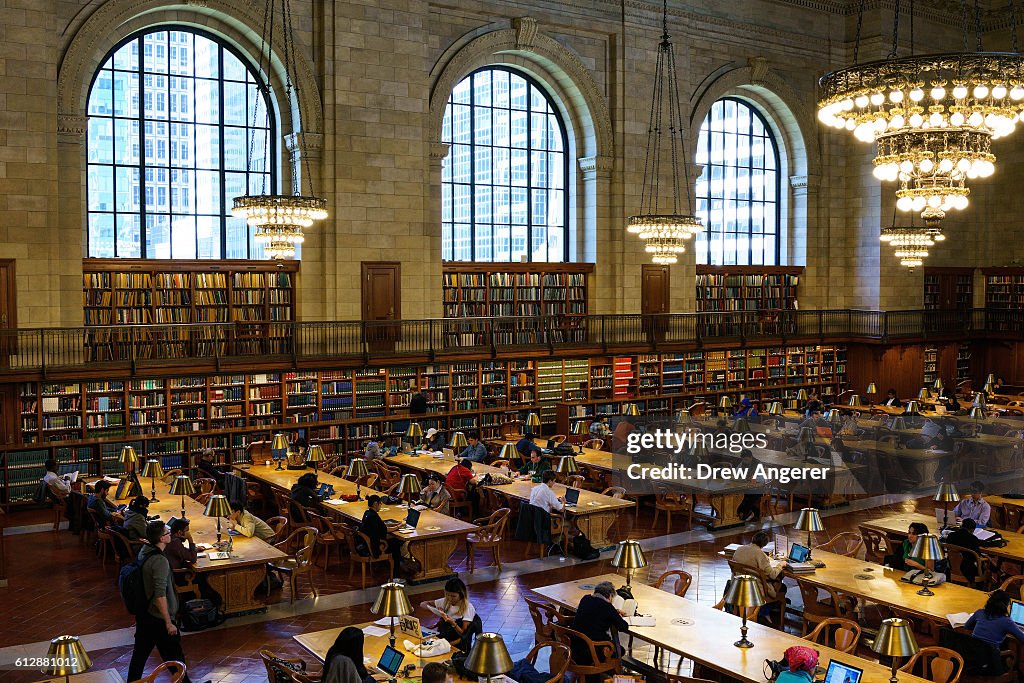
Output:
[
  {"xmin": 804, "ymin": 617, "xmax": 862, "ymax": 654},
  {"xmin": 654, "ymin": 569, "xmax": 692, "ymax": 597},
  {"xmin": 815, "ymin": 532, "xmax": 864, "ymax": 558},
  {"xmin": 490, "ymin": 459, "xmax": 510, "ymax": 470},
  {"xmin": 552, "ymin": 623, "xmax": 621, "ymax": 681},
  {"xmin": 160, "ymin": 469, "xmax": 182, "ymax": 485},
  {"xmin": 565, "ymin": 474, "xmax": 585, "ymax": 489},
  {"xmin": 129, "ymin": 660, "xmax": 186, "ymax": 683},
  {"xmin": 51, "ymin": 496, "xmax": 66, "ymax": 531},
  {"xmin": 582, "ymin": 439, "xmax": 604, "ymax": 450},
  {"xmin": 194, "ymin": 492, "xmax": 212, "ymax": 506},
  {"xmin": 1004, "ymin": 503, "xmax": 1024, "ymax": 532},
  {"xmin": 998, "ymin": 574, "xmax": 1024, "ymax": 599},
  {"xmin": 258, "ymin": 649, "xmax": 308, "ymax": 683},
  {"xmin": 899, "ymin": 646, "xmax": 964, "ymax": 683},
  {"xmin": 795, "ymin": 575, "xmax": 854, "ymax": 635},
  {"xmin": 601, "ymin": 486, "xmax": 626, "ymax": 499},
  {"xmin": 989, "ymin": 504, "xmax": 1007, "ymax": 531},
  {"xmin": 859, "ymin": 525, "xmax": 888, "ymax": 564},
  {"xmin": 269, "ymin": 526, "xmax": 319, "ymax": 603},
  {"xmin": 340, "ymin": 522, "xmax": 394, "ymax": 590},
  {"xmin": 521, "ymin": 642, "xmax": 570, "ymax": 683},
  {"xmin": 245, "ymin": 482, "xmax": 266, "ymax": 516},
  {"xmin": 108, "ymin": 526, "xmax": 144, "ymax": 565},
  {"xmin": 652, "ymin": 485, "xmax": 691, "ymax": 533},
  {"xmin": 446, "ymin": 485, "xmax": 473, "ymax": 519},
  {"xmin": 357, "ymin": 472, "xmax": 379, "ymax": 490},
  {"xmin": 266, "ymin": 515, "xmax": 289, "ymax": 544},
  {"xmin": 550, "ymin": 435, "xmax": 567, "ymax": 445},
  {"xmin": 944, "ymin": 543, "xmax": 994, "ymax": 590},
  {"xmin": 306, "ymin": 511, "xmax": 347, "ymax": 571},
  {"xmin": 466, "ymin": 507, "xmax": 510, "ymax": 572},
  {"xmin": 525, "ymin": 596, "xmax": 561, "ymax": 645},
  {"xmin": 95, "ymin": 524, "xmax": 114, "ymax": 568},
  {"xmin": 195, "ymin": 478, "xmax": 217, "ymax": 495}
]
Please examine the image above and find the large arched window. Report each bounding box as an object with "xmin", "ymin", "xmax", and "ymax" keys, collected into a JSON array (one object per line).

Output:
[
  {"xmin": 87, "ymin": 27, "xmax": 275, "ymax": 259},
  {"xmin": 694, "ymin": 98, "xmax": 781, "ymax": 265},
  {"xmin": 441, "ymin": 67, "xmax": 568, "ymax": 262}
]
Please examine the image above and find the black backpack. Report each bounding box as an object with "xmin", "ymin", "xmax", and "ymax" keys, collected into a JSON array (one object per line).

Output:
[
  {"xmin": 571, "ymin": 532, "xmax": 600, "ymax": 560},
  {"xmin": 118, "ymin": 549, "xmax": 161, "ymax": 615},
  {"xmin": 180, "ymin": 598, "xmax": 225, "ymax": 631}
]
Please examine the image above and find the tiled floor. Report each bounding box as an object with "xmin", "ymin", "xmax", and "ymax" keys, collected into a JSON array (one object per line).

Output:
[{"xmin": 0, "ymin": 494, "xmax": 940, "ymax": 683}]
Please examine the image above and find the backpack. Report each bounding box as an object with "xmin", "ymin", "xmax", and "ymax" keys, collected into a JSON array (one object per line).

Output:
[
  {"xmin": 180, "ymin": 598, "xmax": 225, "ymax": 631},
  {"xmin": 571, "ymin": 532, "xmax": 600, "ymax": 561},
  {"xmin": 118, "ymin": 549, "xmax": 162, "ymax": 615}
]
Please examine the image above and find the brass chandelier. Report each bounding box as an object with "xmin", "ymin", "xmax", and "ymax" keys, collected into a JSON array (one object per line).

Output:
[
  {"xmin": 626, "ymin": 0, "xmax": 702, "ymax": 264},
  {"xmin": 231, "ymin": 0, "xmax": 328, "ymax": 259},
  {"xmin": 880, "ymin": 223, "xmax": 945, "ymax": 269},
  {"xmin": 817, "ymin": 0, "xmax": 1024, "ymax": 219}
]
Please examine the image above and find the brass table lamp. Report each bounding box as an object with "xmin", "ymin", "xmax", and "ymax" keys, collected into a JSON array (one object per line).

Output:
[
  {"xmin": 622, "ymin": 403, "xmax": 640, "ymax": 417},
  {"xmin": 766, "ymin": 401, "xmax": 783, "ymax": 416},
  {"xmin": 556, "ymin": 455, "xmax": 579, "ymax": 476},
  {"xmin": 848, "ymin": 394, "xmax": 863, "ymax": 407},
  {"xmin": 396, "ymin": 473, "xmax": 422, "ymax": 506},
  {"xmin": 498, "ymin": 442, "xmax": 518, "ymax": 464},
  {"xmin": 525, "ymin": 413, "xmax": 541, "ymax": 432},
  {"xmin": 169, "ymin": 475, "xmax": 196, "ymax": 520},
  {"xmin": 42, "ymin": 635, "xmax": 92, "ymax": 683},
  {"xmin": 904, "ymin": 400, "xmax": 920, "ymax": 415},
  {"xmin": 973, "ymin": 392, "xmax": 987, "ymax": 409},
  {"xmin": 724, "ymin": 575, "xmax": 765, "ymax": 648},
  {"xmin": 866, "ymin": 382, "xmax": 877, "ymax": 404},
  {"xmin": 347, "ymin": 458, "xmax": 371, "ymax": 500},
  {"xmin": 406, "ymin": 423, "xmax": 423, "ymax": 444},
  {"xmin": 872, "ymin": 618, "xmax": 919, "ymax": 683},
  {"xmin": 371, "ymin": 582, "xmax": 413, "ymax": 648},
  {"xmin": 794, "ymin": 508, "xmax": 824, "ymax": 559},
  {"xmin": 918, "ymin": 388, "xmax": 931, "ymax": 401},
  {"xmin": 934, "ymin": 378, "xmax": 944, "ymax": 391},
  {"xmin": 825, "ymin": 409, "xmax": 842, "ymax": 426},
  {"xmin": 271, "ymin": 433, "xmax": 289, "ymax": 470},
  {"xmin": 120, "ymin": 445, "xmax": 138, "ymax": 474},
  {"xmin": 909, "ymin": 533, "xmax": 946, "ymax": 596},
  {"xmin": 466, "ymin": 632, "xmax": 514, "ymax": 683},
  {"xmin": 611, "ymin": 539, "xmax": 647, "ymax": 589},
  {"xmin": 718, "ymin": 396, "xmax": 733, "ymax": 415},
  {"xmin": 306, "ymin": 444, "xmax": 326, "ymax": 469},
  {"xmin": 203, "ymin": 494, "xmax": 232, "ymax": 545},
  {"xmin": 450, "ymin": 431, "xmax": 469, "ymax": 452},
  {"xmin": 796, "ymin": 388, "xmax": 808, "ymax": 402},
  {"xmin": 734, "ymin": 417, "xmax": 750, "ymax": 434},
  {"xmin": 141, "ymin": 459, "xmax": 165, "ymax": 503},
  {"xmin": 934, "ymin": 482, "xmax": 960, "ymax": 530}
]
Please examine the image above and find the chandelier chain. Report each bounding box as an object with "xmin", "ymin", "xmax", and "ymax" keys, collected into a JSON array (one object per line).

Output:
[
  {"xmin": 889, "ymin": 0, "xmax": 902, "ymax": 59},
  {"xmin": 1011, "ymin": 0, "xmax": 1020, "ymax": 53},
  {"xmin": 246, "ymin": 0, "xmax": 273, "ymax": 195},
  {"xmin": 975, "ymin": 0, "xmax": 983, "ymax": 51},
  {"xmin": 667, "ymin": 42, "xmax": 680, "ymax": 214},
  {"xmin": 961, "ymin": 0, "xmax": 969, "ymax": 52},
  {"xmin": 910, "ymin": 0, "xmax": 914, "ymax": 55},
  {"xmin": 853, "ymin": 0, "xmax": 866, "ymax": 64}
]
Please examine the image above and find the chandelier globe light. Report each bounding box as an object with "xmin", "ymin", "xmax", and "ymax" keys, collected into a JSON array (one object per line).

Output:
[
  {"xmin": 879, "ymin": 210, "xmax": 945, "ymax": 269},
  {"xmin": 817, "ymin": 0, "xmax": 1024, "ymax": 219},
  {"xmin": 231, "ymin": 0, "xmax": 328, "ymax": 260},
  {"xmin": 627, "ymin": 0, "xmax": 703, "ymax": 261}
]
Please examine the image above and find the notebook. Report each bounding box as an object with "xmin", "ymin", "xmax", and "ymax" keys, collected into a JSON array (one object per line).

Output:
[
  {"xmin": 564, "ymin": 487, "xmax": 581, "ymax": 507},
  {"xmin": 822, "ymin": 660, "xmax": 863, "ymax": 683},
  {"xmin": 376, "ymin": 646, "xmax": 405, "ymax": 677},
  {"xmin": 398, "ymin": 615, "xmax": 438, "ymax": 640},
  {"xmin": 1011, "ymin": 600, "xmax": 1024, "ymax": 627}
]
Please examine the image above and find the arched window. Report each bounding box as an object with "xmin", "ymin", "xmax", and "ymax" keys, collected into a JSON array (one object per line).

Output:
[
  {"xmin": 441, "ymin": 67, "xmax": 569, "ymax": 262},
  {"xmin": 86, "ymin": 27, "xmax": 275, "ymax": 259},
  {"xmin": 695, "ymin": 98, "xmax": 781, "ymax": 265}
]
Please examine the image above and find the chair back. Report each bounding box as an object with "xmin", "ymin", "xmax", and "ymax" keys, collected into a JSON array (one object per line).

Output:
[
  {"xmin": 524, "ymin": 597, "xmax": 560, "ymax": 642},
  {"xmin": 108, "ymin": 526, "xmax": 141, "ymax": 564},
  {"xmin": 1004, "ymin": 503, "xmax": 1024, "ymax": 532},
  {"xmin": 943, "ymin": 543, "xmax": 987, "ymax": 586},
  {"xmin": 524, "ymin": 642, "xmax": 570, "ymax": 683},
  {"xmin": 259, "ymin": 649, "xmax": 307, "ymax": 683},
  {"xmin": 551, "ymin": 623, "xmax": 621, "ymax": 676},
  {"xmin": 815, "ymin": 532, "xmax": 863, "ymax": 558},
  {"xmin": 804, "ymin": 617, "xmax": 861, "ymax": 654},
  {"xmin": 266, "ymin": 516, "xmax": 289, "ymax": 543},
  {"xmin": 654, "ymin": 569, "xmax": 692, "ymax": 597},
  {"xmin": 473, "ymin": 507, "xmax": 510, "ymax": 543},
  {"xmin": 601, "ymin": 486, "xmax": 626, "ymax": 499},
  {"xmin": 899, "ymin": 646, "xmax": 964, "ymax": 683},
  {"xmin": 859, "ymin": 526, "xmax": 887, "ymax": 563},
  {"xmin": 582, "ymin": 439, "xmax": 604, "ymax": 450},
  {"xmin": 195, "ymin": 478, "xmax": 217, "ymax": 495},
  {"xmin": 998, "ymin": 574, "xmax": 1024, "ymax": 599}
]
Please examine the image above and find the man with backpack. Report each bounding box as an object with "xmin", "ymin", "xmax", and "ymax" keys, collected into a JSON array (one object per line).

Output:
[{"xmin": 125, "ymin": 521, "xmax": 195, "ymax": 683}]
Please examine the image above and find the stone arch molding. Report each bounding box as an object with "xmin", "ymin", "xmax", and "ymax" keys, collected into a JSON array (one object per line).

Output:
[
  {"xmin": 57, "ymin": 0, "xmax": 322, "ymax": 138},
  {"xmin": 428, "ymin": 18, "xmax": 613, "ymax": 160}
]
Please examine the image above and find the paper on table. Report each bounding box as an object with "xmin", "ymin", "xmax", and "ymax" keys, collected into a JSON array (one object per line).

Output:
[
  {"xmin": 974, "ymin": 528, "xmax": 997, "ymax": 541},
  {"xmin": 374, "ymin": 617, "xmax": 394, "ymax": 626},
  {"xmin": 363, "ymin": 625, "xmax": 390, "ymax": 637},
  {"xmin": 627, "ymin": 616, "xmax": 656, "ymax": 627},
  {"xmin": 324, "ymin": 499, "xmax": 347, "ymax": 505},
  {"xmin": 947, "ymin": 612, "xmax": 972, "ymax": 628}
]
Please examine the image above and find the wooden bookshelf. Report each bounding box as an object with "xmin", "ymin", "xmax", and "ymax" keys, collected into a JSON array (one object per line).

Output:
[
  {"xmin": 441, "ymin": 263, "xmax": 592, "ymax": 319},
  {"xmin": 695, "ymin": 265, "xmax": 802, "ymax": 312},
  {"xmin": 984, "ymin": 267, "xmax": 1024, "ymax": 311},
  {"xmin": 923, "ymin": 267, "xmax": 973, "ymax": 310}
]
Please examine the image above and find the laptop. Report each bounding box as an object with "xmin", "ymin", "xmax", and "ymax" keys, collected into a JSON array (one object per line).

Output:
[
  {"xmin": 401, "ymin": 507, "xmax": 421, "ymax": 531},
  {"xmin": 788, "ymin": 543, "xmax": 816, "ymax": 572},
  {"xmin": 1011, "ymin": 600, "xmax": 1024, "ymax": 627},
  {"xmin": 564, "ymin": 487, "xmax": 581, "ymax": 507},
  {"xmin": 821, "ymin": 660, "xmax": 863, "ymax": 683},
  {"xmin": 441, "ymin": 448, "xmax": 454, "ymax": 458},
  {"xmin": 376, "ymin": 645, "xmax": 405, "ymax": 678},
  {"xmin": 397, "ymin": 615, "xmax": 439, "ymax": 640},
  {"xmin": 316, "ymin": 483, "xmax": 335, "ymax": 500}
]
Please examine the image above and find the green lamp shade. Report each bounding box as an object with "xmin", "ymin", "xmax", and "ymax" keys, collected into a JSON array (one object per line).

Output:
[{"xmin": 169, "ymin": 475, "xmax": 196, "ymax": 496}]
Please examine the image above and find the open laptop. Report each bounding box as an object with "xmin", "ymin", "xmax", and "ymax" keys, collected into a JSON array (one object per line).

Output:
[
  {"xmin": 397, "ymin": 615, "xmax": 439, "ymax": 640},
  {"xmin": 316, "ymin": 483, "xmax": 335, "ymax": 500},
  {"xmin": 564, "ymin": 487, "xmax": 581, "ymax": 507},
  {"xmin": 376, "ymin": 645, "xmax": 405, "ymax": 678},
  {"xmin": 788, "ymin": 543, "xmax": 816, "ymax": 572},
  {"xmin": 441, "ymin": 448, "xmax": 454, "ymax": 458},
  {"xmin": 1011, "ymin": 600, "xmax": 1024, "ymax": 627},
  {"xmin": 821, "ymin": 660, "xmax": 863, "ymax": 683},
  {"xmin": 400, "ymin": 507, "xmax": 421, "ymax": 531}
]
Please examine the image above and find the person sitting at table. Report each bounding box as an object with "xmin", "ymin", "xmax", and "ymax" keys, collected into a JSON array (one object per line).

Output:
[
  {"xmin": 445, "ymin": 458, "xmax": 479, "ymax": 518},
  {"xmin": 322, "ymin": 626, "xmax": 375, "ymax": 683},
  {"xmin": 419, "ymin": 474, "xmax": 451, "ymax": 514},
  {"xmin": 966, "ymin": 589, "xmax": 1024, "ymax": 648},
  {"xmin": 357, "ymin": 495, "xmax": 402, "ymax": 569},
  {"xmin": 421, "ymin": 663, "xmax": 451, "ymax": 683},
  {"xmin": 41, "ymin": 459, "xmax": 71, "ymax": 501},
  {"xmin": 528, "ymin": 470, "xmax": 565, "ymax": 515},
  {"xmin": 420, "ymin": 577, "xmax": 478, "ymax": 647},
  {"xmin": 227, "ymin": 501, "xmax": 275, "ymax": 541},
  {"xmin": 732, "ymin": 530, "xmax": 787, "ymax": 599},
  {"xmin": 423, "ymin": 427, "xmax": 446, "ymax": 452},
  {"xmin": 122, "ymin": 495, "xmax": 151, "ymax": 540},
  {"xmin": 363, "ymin": 439, "xmax": 382, "ymax": 460},
  {"xmin": 458, "ymin": 431, "xmax": 489, "ymax": 463},
  {"xmin": 798, "ymin": 409, "xmax": 827, "ymax": 430},
  {"xmin": 946, "ymin": 518, "xmax": 1003, "ymax": 583},
  {"xmin": 569, "ymin": 581, "xmax": 629, "ymax": 664},
  {"xmin": 87, "ymin": 479, "xmax": 122, "ymax": 527},
  {"xmin": 775, "ymin": 646, "xmax": 819, "ymax": 683},
  {"xmin": 995, "ymin": 377, "xmax": 1005, "ymax": 392},
  {"xmin": 290, "ymin": 471, "xmax": 320, "ymax": 514},
  {"xmin": 197, "ymin": 449, "xmax": 226, "ymax": 489},
  {"xmin": 589, "ymin": 415, "xmax": 611, "ymax": 439},
  {"xmin": 734, "ymin": 397, "xmax": 759, "ymax": 420},
  {"xmin": 518, "ymin": 447, "xmax": 550, "ymax": 479},
  {"xmin": 884, "ymin": 388, "xmax": 902, "ymax": 408},
  {"xmin": 954, "ymin": 481, "xmax": 992, "ymax": 527},
  {"xmin": 164, "ymin": 517, "xmax": 198, "ymax": 572},
  {"xmin": 515, "ymin": 431, "xmax": 535, "ymax": 462},
  {"xmin": 735, "ymin": 449, "xmax": 763, "ymax": 523},
  {"xmin": 802, "ymin": 392, "xmax": 823, "ymax": 416},
  {"xmin": 885, "ymin": 522, "xmax": 929, "ymax": 570}
]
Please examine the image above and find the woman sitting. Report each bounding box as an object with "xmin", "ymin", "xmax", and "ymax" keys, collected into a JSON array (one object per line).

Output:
[
  {"xmin": 966, "ymin": 590, "xmax": 1024, "ymax": 648},
  {"xmin": 322, "ymin": 626, "xmax": 375, "ymax": 683},
  {"xmin": 775, "ymin": 646, "xmax": 818, "ymax": 683},
  {"xmin": 420, "ymin": 577, "xmax": 477, "ymax": 647}
]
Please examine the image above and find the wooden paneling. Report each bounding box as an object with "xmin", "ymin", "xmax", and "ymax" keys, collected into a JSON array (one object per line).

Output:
[
  {"xmin": 846, "ymin": 343, "xmax": 924, "ymax": 402},
  {"xmin": 641, "ymin": 265, "xmax": 670, "ymax": 315}
]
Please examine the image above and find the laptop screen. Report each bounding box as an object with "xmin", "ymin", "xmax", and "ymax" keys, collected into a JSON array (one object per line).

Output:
[
  {"xmin": 789, "ymin": 543, "xmax": 810, "ymax": 563},
  {"xmin": 564, "ymin": 487, "xmax": 581, "ymax": 505},
  {"xmin": 377, "ymin": 646, "xmax": 405, "ymax": 676},
  {"xmin": 1011, "ymin": 600, "xmax": 1024, "ymax": 626},
  {"xmin": 405, "ymin": 507, "xmax": 421, "ymax": 528},
  {"xmin": 823, "ymin": 660, "xmax": 863, "ymax": 683}
]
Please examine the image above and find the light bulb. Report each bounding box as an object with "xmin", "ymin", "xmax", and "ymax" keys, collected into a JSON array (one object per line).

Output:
[
  {"xmin": 957, "ymin": 158, "xmax": 971, "ymax": 172},
  {"xmin": 855, "ymin": 95, "xmax": 869, "ymax": 108},
  {"xmin": 919, "ymin": 158, "xmax": 934, "ymax": 173},
  {"xmin": 910, "ymin": 88, "xmax": 925, "ymax": 102},
  {"xmin": 993, "ymin": 85, "xmax": 1008, "ymax": 99},
  {"xmin": 950, "ymin": 112, "xmax": 965, "ymax": 127},
  {"xmin": 841, "ymin": 99, "xmax": 854, "ymax": 111},
  {"xmin": 909, "ymin": 113, "xmax": 924, "ymax": 128},
  {"xmin": 930, "ymin": 112, "xmax": 943, "ymax": 126},
  {"xmin": 974, "ymin": 85, "xmax": 990, "ymax": 99},
  {"xmin": 912, "ymin": 197, "xmax": 926, "ymax": 212},
  {"xmin": 931, "ymin": 86, "xmax": 946, "ymax": 100},
  {"xmin": 928, "ymin": 195, "xmax": 942, "ymax": 208},
  {"xmin": 870, "ymin": 92, "xmax": 885, "ymax": 106},
  {"xmin": 900, "ymin": 160, "xmax": 914, "ymax": 173},
  {"xmin": 890, "ymin": 114, "xmax": 905, "ymax": 129},
  {"xmin": 889, "ymin": 90, "xmax": 904, "ymax": 103},
  {"xmin": 897, "ymin": 196, "xmax": 913, "ymax": 211},
  {"xmin": 1012, "ymin": 86, "xmax": 1024, "ymax": 100},
  {"xmin": 968, "ymin": 111, "xmax": 984, "ymax": 127},
  {"xmin": 953, "ymin": 85, "xmax": 968, "ymax": 99},
  {"xmin": 938, "ymin": 158, "xmax": 953, "ymax": 172}
]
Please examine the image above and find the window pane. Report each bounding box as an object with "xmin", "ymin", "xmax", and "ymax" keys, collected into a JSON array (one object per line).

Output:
[{"xmin": 89, "ymin": 214, "xmax": 115, "ymax": 257}]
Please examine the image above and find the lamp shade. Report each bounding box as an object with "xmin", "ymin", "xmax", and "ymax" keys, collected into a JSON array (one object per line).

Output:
[
  {"xmin": 371, "ymin": 582, "xmax": 413, "ymax": 617},
  {"xmin": 826, "ymin": 409, "xmax": 842, "ymax": 424},
  {"xmin": 346, "ymin": 458, "xmax": 370, "ymax": 479},
  {"xmin": 934, "ymin": 378, "xmax": 944, "ymax": 390},
  {"xmin": 872, "ymin": 618, "xmax": 920, "ymax": 658},
  {"xmin": 984, "ymin": 381, "xmax": 995, "ymax": 394},
  {"xmin": 525, "ymin": 413, "xmax": 541, "ymax": 429},
  {"xmin": 797, "ymin": 426, "xmax": 815, "ymax": 444},
  {"xmin": 691, "ymin": 441, "xmax": 710, "ymax": 460},
  {"xmin": 43, "ymin": 635, "xmax": 92, "ymax": 677},
  {"xmin": 120, "ymin": 445, "xmax": 138, "ymax": 465},
  {"xmin": 723, "ymin": 574, "xmax": 765, "ymax": 608},
  {"xmin": 271, "ymin": 433, "xmax": 289, "ymax": 451},
  {"xmin": 465, "ymin": 632, "xmax": 514, "ymax": 677},
  {"xmin": 611, "ymin": 539, "xmax": 647, "ymax": 570},
  {"xmin": 556, "ymin": 455, "xmax": 579, "ymax": 474},
  {"xmin": 718, "ymin": 396, "xmax": 733, "ymax": 409},
  {"xmin": 934, "ymin": 482, "xmax": 960, "ymax": 503},
  {"xmin": 910, "ymin": 533, "xmax": 946, "ymax": 561},
  {"xmin": 767, "ymin": 401, "xmax": 784, "ymax": 415},
  {"xmin": 406, "ymin": 423, "xmax": 423, "ymax": 439},
  {"xmin": 969, "ymin": 406, "xmax": 985, "ymax": 420},
  {"xmin": 572, "ymin": 421, "xmax": 590, "ymax": 435},
  {"xmin": 918, "ymin": 388, "xmax": 931, "ymax": 400},
  {"xmin": 450, "ymin": 431, "xmax": 469, "ymax": 450},
  {"xmin": 866, "ymin": 382, "xmax": 878, "ymax": 395},
  {"xmin": 794, "ymin": 508, "xmax": 824, "ymax": 532},
  {"xmin": 623, "ymin": 403, "xmax": 641, "ymax": 416},
  {"xmin": 306, "ymin": 444, "xmax": 326, "ymax": 463},
  {"xmin": 890, "ymin": 416, "xmax": 907, "ymax": 430},
  {"xmin": 796, "ymin": 389, "xmax": 809, "ymax": 401},
  {"xmin": 141, "ymin": 459, "xmax": 165, "ymax": 479},
  {"xmin": 396, "ymin": 473, "xmax": 422, "ymax": 497},
  {"xmin": 169, "ymin": 475, "xmax": 196, "ymax": 497},
  {"xmin": 987, "ymin": 373, "xmax": 996, "ymax": 385},
  {"xmin": 734, "ymin": 417, "xmax": 750, "ymax": 433},
  {"xmin": 848, "ymin": 395, "xmax": 863, "ymax": 406},
  {"xmin": 498, "ymin": 443, "xmax": 518, "ymax": 461},
  {"xmin": 973, "ymin": 392, "xmax": 987, "ymax": 408},
  {"xmin": 904, "ymin": 400, "xmax": 920, "ymax": 415},
  {"xmin": 203, "ymin": 494, "xmax": 231, "ymax": 518}
]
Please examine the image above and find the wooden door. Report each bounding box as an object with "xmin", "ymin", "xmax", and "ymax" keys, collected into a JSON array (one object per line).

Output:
[
  {"xmin": 642, "ymin": 265, "xmax": 670, "ymax": 342},
  {"xmin": 361, "ymin": 262, "xmax": 401, "ymax": 352},
  {"xmin": 0, "ymin": 385, "xmax": 13, "ymax": 445},
  {"xmin": 0, "ymin": 260, "xmax": 14, "ymax": 368}
]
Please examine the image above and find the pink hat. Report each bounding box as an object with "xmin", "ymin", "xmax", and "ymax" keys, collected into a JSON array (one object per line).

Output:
[{"xmin": 784, "ymin": 646, "xmax": 819, "ymax": 673}]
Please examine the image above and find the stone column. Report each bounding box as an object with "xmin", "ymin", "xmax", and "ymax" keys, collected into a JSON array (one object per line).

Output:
[
  {"xmin": 579, "ymin": 155, "xmax": 613, "ymax": 313},
  {"xmin": 57, "ymin": 114, "xmax": 88, "ymax": 328},
  {"xmin": 284, "ymin": 132, "xmax": 326, "ymax": 320}
]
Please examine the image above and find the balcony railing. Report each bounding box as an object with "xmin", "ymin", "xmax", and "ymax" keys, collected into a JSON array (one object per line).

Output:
[{"xmin": 0, "ymin": 308, "xmax": 1021, "ymax": 375}]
